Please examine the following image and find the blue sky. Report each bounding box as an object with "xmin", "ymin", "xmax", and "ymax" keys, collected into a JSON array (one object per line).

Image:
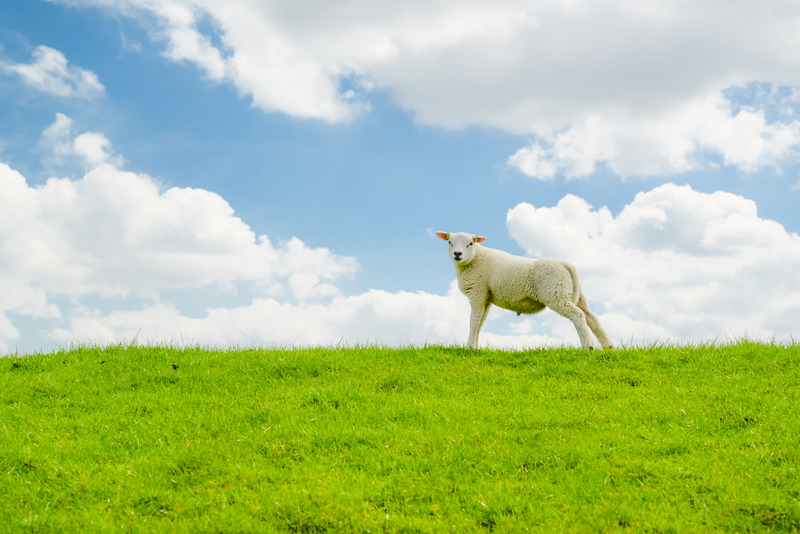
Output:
[{"xmin": 2, "ymin": 0, "xmax": 800, "ymax": 354}]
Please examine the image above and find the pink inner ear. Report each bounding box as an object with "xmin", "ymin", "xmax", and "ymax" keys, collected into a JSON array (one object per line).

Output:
[
  {"xmin": 474, "ymin": 236, "xmax": 486, "ymax": 243},
  {"xmin": 436, "ymin": 232, "xmax": 450, "ymax": 240}
]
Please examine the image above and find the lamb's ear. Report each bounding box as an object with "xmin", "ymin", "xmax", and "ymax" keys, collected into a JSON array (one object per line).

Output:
[
  {"xmin": 435, "ymin": 232, "xmax": 450, "ymax": 241},
  {"xmin": 473, "ymin": 235, "xmax": 486, "ymax": 243}
]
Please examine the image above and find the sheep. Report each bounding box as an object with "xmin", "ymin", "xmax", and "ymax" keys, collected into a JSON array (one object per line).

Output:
[{"xmin": 436, "ymin": 231, "xmax": 614, "ymax": 350}]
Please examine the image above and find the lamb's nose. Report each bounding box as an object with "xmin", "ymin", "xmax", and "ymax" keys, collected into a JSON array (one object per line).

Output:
[{"xmin": 453, "ymin": 252, "xmax": 462, "ymax": 259}]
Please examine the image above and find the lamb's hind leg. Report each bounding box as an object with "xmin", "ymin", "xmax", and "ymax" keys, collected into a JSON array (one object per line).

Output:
[
  {"xmin": 577, "ymin": 295, "xmax": 614, "ymax": 349},
  {"xmin": 548, "ymin": 300, "xmax": 596, "ymax": 350}
]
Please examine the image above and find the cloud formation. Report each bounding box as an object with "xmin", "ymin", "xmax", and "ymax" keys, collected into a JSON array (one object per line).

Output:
[
  {"xmin": 507, "ymin": 90, "xmax": 800, "ymax": 179},
  {"xmin": 2, "ymin": 45, "xmax": 105, "ymax": 99},
  {"xmin": 52, "ymin": 0, "xmax": 800, "ymax": 176},
  {"xmin": 0, "ymin": 116, "xmax": 365, "ymax": 351},
  {"xmin": 47, "ymin": 286, "xmax": 471, "ymax": 349},
  {"xmin": 506, "ymin": 183, "xmax": 800, "ymax": 343}
]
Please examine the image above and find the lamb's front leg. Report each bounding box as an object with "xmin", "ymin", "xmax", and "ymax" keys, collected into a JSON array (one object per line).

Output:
[{"xmin": 467, "ymin": 301, "xmax": 491, "ymax": 349}]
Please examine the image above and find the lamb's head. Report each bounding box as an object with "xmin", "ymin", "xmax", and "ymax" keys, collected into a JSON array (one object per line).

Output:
[{"xmin": 436, "ymin": 232, "xmax": 486, "ymax": 265}]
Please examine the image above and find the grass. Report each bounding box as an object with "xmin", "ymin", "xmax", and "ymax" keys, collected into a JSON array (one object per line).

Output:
[{"xmin": 1, "ymin": 342, "xmax": 799, "ymax": 532}]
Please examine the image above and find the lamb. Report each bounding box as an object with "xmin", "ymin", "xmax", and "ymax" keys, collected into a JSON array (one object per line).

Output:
[{"xmin": 436, "ymin": 232, "xmax": 614, "ymax": 350}]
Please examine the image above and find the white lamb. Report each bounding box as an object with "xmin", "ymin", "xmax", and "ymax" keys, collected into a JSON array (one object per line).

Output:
[{"xmin": 436, "ymin": 232, "xmax": 614, "ymax": 350}]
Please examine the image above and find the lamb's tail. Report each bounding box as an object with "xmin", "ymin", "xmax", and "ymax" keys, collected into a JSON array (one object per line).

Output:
[{"xmin": 563, "ymin": 262, "xmax": 583, "ymax": 304}]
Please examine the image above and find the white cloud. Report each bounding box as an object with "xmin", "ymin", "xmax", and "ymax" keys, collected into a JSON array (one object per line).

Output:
[
  {"xmin": 0, "ymin": 161, "xmax": 358, "ymax": 299},
  {"xmin": 40, "ymin": 113, "xmax": 124, "ymax": 168},
  {"xmin": 50, "ymin": 0, "xmax": 800, "ymax": 175},
  {"xmin": 3, "ymin": 45, "xmax": 105, "ymax": 98},
  {"xmin": 72, "ymin": 132, "xmax": 121, "ymax": 168},
  {"xmin": 507, "ymin": 91, "xmax": 800, "ymax": 179},
  {"xmin": 155, "ymin": 1, "xmax": 227, "ymax": 79},
  {"xmin": 506, "ymin": 183, "xmax": 800, "ymax": 343},
  {"xmin": 41, "ymin": 112, "xmax": 75, "ymax": 159},
  {"xmin": 47, "ymin": 284, "xmax": 463, "ymax": 348},
  {"xmin": 0, "ymin": 118, "xmax": 375, "ymax": 352}
]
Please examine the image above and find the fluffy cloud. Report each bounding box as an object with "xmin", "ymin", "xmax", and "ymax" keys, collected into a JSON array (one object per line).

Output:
[
  {"xmin": 0, "ymin": 161, "xmax": 358, "ymax": 298},
  {"xmin": 47, "ymin": 284, "xmax": 468, "ymax": 349},
  {"xmin": 506, "ymin": 183, "xmax": 800, "ymax": 343},
  {"xmin": 40, "ymin": 113, "xmax": 126, "ymax": 168},
  {"xmin": 52, "ymin": 0, "xmax": 800, "ymax": 175},
  {"xmin": 2, "ymin": 45, "xmax": 105, "ymax": 99},
  {"xmin": 0, "ymin": 117, "xmax": 369, "ymax": 352},
  {"xmin": 508, "ymin": 91, "xmax": 800, "ymax": 179}
]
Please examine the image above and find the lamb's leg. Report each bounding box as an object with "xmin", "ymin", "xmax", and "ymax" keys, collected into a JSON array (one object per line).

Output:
[
  {"xmin": 577, "ymin": 296, "xmax": 614, "ymax": 349},
  {"xmin": 549, "ymin": 300, "xmax": 596, "ymax": 350},
  {"xmin": 467, "ymin": 302, "xmax": 491, "ymax": 349}
]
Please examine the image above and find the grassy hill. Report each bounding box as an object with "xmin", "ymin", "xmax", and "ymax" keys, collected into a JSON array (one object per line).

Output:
[{"xmin": 2, "ymin": 342, "xmax": 799, "ymax": 532}]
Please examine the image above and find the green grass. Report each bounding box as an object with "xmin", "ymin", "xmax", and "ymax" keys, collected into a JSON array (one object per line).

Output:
[{"xmin": 2, "ymin": 342, "xmax": 799, "ymax": 532}]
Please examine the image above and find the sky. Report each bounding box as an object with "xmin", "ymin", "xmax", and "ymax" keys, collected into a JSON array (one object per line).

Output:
[{"xmin": 1, "ymin": 0, "xmax": 800, "ymax": 355}]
